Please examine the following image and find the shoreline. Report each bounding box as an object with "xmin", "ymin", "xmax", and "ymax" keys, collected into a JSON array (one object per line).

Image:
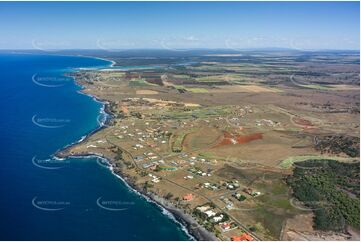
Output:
[
  {"xmin": 54, "ymin": 56, "xmax": 218, "ymax": 241},
  {"xmin": 53, "ymin": 73, "xmax": 113, "ymax": 157},
  {"xmin": 55, "ymin": 149, "xmax": 217, "ymax": 241},
  {"xmin": 56, "ymin": 151, "xmax": 217, "ymax": 241},
  {"xmin": 74, "ymin": 54, "xmax": 116, "ymax": 67}
]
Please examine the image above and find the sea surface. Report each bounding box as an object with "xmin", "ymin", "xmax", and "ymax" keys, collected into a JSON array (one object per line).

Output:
[{"xmin": 0, "ymin": 53, "xmax": 190, "ymax": 240}]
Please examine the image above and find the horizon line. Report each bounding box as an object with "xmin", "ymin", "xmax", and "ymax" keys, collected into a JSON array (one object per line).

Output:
[{"xmin": 0, "ymin": 48, "xmax": 359, "ymax": 52}]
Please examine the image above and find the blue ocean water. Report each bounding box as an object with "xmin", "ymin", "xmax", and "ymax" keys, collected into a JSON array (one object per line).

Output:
[{"xmin": 0, "ymin": 53, "xmax": 190, "ymax": 240}]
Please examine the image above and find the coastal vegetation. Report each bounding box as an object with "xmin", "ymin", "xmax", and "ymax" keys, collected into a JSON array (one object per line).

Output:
[{"xmin": 287, "ymin": 159, "xmax": 360, "ymax": 231}]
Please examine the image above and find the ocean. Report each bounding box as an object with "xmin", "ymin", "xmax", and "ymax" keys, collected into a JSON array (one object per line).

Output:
[{"xmin": 0, "ymin": 53, "xmax": 191, "ymax": 240}]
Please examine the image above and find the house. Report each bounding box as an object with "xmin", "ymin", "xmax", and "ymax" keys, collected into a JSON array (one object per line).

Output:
[
  {"xmin": 184, "ymin": 175, "xmax": 194, "ymax": 180},
  {"xmin": 231, "ymin": 233, "xmax": 254, "ymax": 241},
  {"xmin": 152, "ymin": 177, "xmax": 160, "ymax": 183},
  {"xmin": 212, "ymin": 214, "xmax": 224, "ymax": 223},
  {"xmin": 225, "ymin": 202, "xmax": 234, "ymax": 210},
  {"xmin": 204, "ymin": 210, "xmax": 216, "ymax": 218},
  {"xmin": 135, "ymin": 144, "xmax": 144, "ymax": 148},
  {"xmin": 149, "ymin": 164, "xmax": 158, "ymax": 171},
  {"xmin": 233, "ymin": 193, "xmax": 247, "ymax": 201},
  {"xmin": 183, "ymin": 193, "xmax": 194, "ymax": 202},
  {"xmin": 220, "ymin": 222, "xmax": 231, "ymax": 231},
  {"xmin": 149, "ymin": 174, "xmax": 160, "ymax": 183},
  {"xmin": 196, "ymin": 205, "xmax": 210, "ymax": 212},
  {"xmin": 142, "ymin": 163, "xmax": 153, "ymax": 169}
]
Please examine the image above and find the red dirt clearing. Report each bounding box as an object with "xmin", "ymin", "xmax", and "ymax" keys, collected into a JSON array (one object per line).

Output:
[{"xmin": 215, "ymin": 131, "xmax": 263, "ymax": 147}]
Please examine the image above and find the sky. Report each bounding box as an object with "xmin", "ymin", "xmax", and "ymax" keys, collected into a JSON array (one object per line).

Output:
[{"xmin": 0, "ymin": 1, "xmax": 359, "ymax": 50}]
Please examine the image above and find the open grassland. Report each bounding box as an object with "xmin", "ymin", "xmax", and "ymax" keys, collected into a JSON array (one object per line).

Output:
[
  {"xmin": 135, "ymin": 89, "xmax": 159, "ymax": 95},
  {"xmin": 209, "ymin": 85, "xmax": 282, "ymax": 93},
  {"xmin": 129, "ymin": 78, "xmax": 156, "ymax": 86}
]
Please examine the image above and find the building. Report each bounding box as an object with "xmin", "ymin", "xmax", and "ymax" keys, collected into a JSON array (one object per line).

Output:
[
  {"xmin": 231, "ymin": 233, "xmax": 254, "ymax": 241},
  {"xmin": 183, "ymin": 193, "xmax": 194, "ymax": 202},
  {"xmin": 196, "ymin": 205, "xmax": 210, "ymax": 212},
  {"xmin": 204, "ymin": 209, "xmax": 216, "ymax": 218},
  {"xmin": 212, "ymin": 214, "xmax": 224, "ymax": 222},
  {"xmin": 220, "ymin": 222, "xmax": 231, "ymax": 231}
]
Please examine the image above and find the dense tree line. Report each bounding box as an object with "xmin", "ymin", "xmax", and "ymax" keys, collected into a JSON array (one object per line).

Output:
[
  {"xmin": 287, "ymin": 159, "xmax": 359, "ymax": 231},
  {"xmin": 314, "ymin": 135, "xmax": 360, "ymax": 157}
]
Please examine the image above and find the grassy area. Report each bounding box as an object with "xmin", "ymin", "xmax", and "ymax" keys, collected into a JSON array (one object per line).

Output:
[
  {"xmin": 187, "ymin": 88, "xmax": 209, "ymax": 93},
  {"xmin": 172, "ymin": 129, "xmax": 198, "ymax": 152},
  {"xmin": 198, "ymin": 152, "xmax": 236, "ymax": 162},
  {"xmin": 198, "ymin": 152, "xmax": 218, "ymax": 159},
  {"xmin": 248, "ymin": 207, "xmax": 288, "ymax": 239},
  {"xmin": 271, "ymin": 198, "xmax": 293, "ymax": 209},
  {"xmin": 129, "ymin": 78, "xmax": 156, "ymax": 87},
  {"xmin": 195, "ymin": 75, "xmax": 228, "ymax": 82},
  {"xmin": 172, "ymin": 74, "xmax": 190, "ymax": 79},
  {"xmin": 161, "ymin": 106, "xmax": 232, "ymax": 120},
  {"xmin": 298, "ymin": 83, "xmax": 333, "ymax": 90},
  {"xmin": 172, "ymin": 132, "xmax": 187, "ymax": 152},
  {"xmin": 104, "ymin": 72, "xmax": 125, "ymax": 78},
  {"xmin": 172, "ymin": 84, "xmax": 209, "ymax": 93}
]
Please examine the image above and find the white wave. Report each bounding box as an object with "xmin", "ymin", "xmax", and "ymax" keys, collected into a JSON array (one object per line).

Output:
[{"xmin": 107, "ymin": 163, "xmax": 195, "ymax": 241}]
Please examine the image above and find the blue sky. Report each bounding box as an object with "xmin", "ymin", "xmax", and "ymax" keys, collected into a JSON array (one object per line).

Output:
[{"xmin": 0, "ymin": 1, "xmax": 359, "ymax": 50}]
